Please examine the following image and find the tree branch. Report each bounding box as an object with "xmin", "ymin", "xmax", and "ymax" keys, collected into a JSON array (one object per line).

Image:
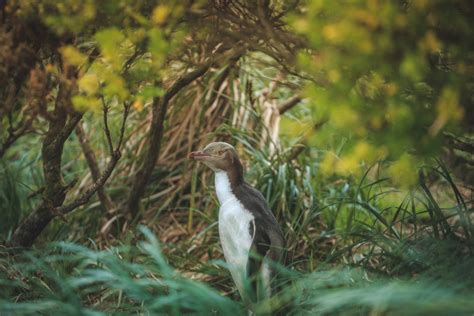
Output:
[
  {"xmin": 278, "ymin": 95, "xmax": 302, "ymax": 115},
  {"xmin": 75, "ymin": 123, "xmax": 115, "ymax": 213},
  {"xmin": 125, "ymin": 52, "xmax": 240, "ymax": 218},
  {"xmin": 165, "ymin": 61, "xmax": 215, "ymax": 102},
  {"xmin": 102, "ymin": 99, "xmax": 114, "ymax": 155},
  {"xmin": 9, "ymin": 81, "xmax": 81, "ymax": 248},
  {"xmin": 55, "ymin": 153, "xmax": 120, "ymax": 214},
  {"xmin": 0, "ymin": 122, "xmax": 30, "ymax": 158},
  {"xmin": 444, "ymin": 132, "xmax": 474, "ymax": 154},
  {"xmin": 56, "ymin": 103, "xmax": 130, "ymax": 215}
]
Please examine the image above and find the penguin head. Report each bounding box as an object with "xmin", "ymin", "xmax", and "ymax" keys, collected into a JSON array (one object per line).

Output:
[{"xmin": 188, "ymin": 142, "xmax": 240, "ymax": 172}]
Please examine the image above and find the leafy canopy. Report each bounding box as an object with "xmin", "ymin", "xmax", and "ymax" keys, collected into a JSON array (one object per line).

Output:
[{"xmin": 286, "ymin": 0, "xmax": 473, "ymax": 185}]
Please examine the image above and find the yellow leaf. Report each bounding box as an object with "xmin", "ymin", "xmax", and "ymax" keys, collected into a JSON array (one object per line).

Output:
[
  {"xmin": 103, "ymin": 74, "xmax": 129, "ymax": 101},
  {"xmin": 293, "ymin": 18, "xmax": 310, "ymax": 33},
  {"xmin": 353, "ymin": 141, "xmax": 372, "ymax": 161},
  {"xmin": 352, "ymin": 9, "xmax": 379, "ymax": 29},
  {"xmin": 45, "ymin": 64, "xmax": 56, "ymax": 73},
  {"xmin": 72, "ymin": 95, "xmax": 101, "ymax": 112},
  {"xmin": 336, "ymin": 156, "xmax": 359, "ymax": 175},
  {"xmin": 421, "ymin": 31, "xmax": 441, "ymax": 53},
  {"xmin": 280, "ymin": 118, "xmax": 312, "ymax": 137},
  {"xmin": 152, "ymin": 5, "xmax": 171, "ymax": 25},
  {"xmin": 132, "ymin": 97, "xmax": 143, "ymax": 111},
  {"xmin": 320, "ymin": 152, "xmax": 337, "ymax": 176},
  {"xmin": 384, "ymin": 82, "xmax": 398, "ymax": 96},
  {"xmin": 353, "ymin": 141, "xmax": 387, "ymax": 163},
  {"xmin": 322, "ymin": 24, "xmax": 343, "ymax": 43},
  {"xmin": 331, "ymin": 105, "xmax": 359, "ymax": 128},
  {"xmin": 60, "ymin": 46, "xmax": 87, "ymax": 66},
  {"xmin": 78, "ymin": 74, "xmax": 99, "ymax": 94}
]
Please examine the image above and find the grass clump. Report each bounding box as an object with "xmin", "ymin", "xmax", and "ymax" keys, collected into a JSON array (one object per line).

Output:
[{"xmin": 0, "ymin": 227, "xmax": 242, "ymax": 315}]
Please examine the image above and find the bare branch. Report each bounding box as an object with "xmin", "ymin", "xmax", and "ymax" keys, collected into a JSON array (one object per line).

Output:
[
  {"xmin": 117, "ymin": 102, "xmax": 131, "ymax": 150},
  {"xmin": 102, "ymin": 100, "xmax": 114, "ymax": 156},
  {"xmin": 164, "ymin": 62, "xmax": 215, "ymax": 102},
  {"xmin": 444, "ymin": 132, "xmax": 474, "ymax": 154},
  {"xmin": 0, "ymin": 122, "xmax": 30, "ymax": 158},
  {"xmin": 55, "ymin": 103, "xmax": 130, "ymax": 215},
  {"xmin": 54, "ymin": 153, "xmax": 121, "ymax": 214},
  {"xmin": 278, "ymin": 95, "xmax": 302, "ymax": 115},
  {"xmin": 0, "ymin": 99, "xmax": 36, "ymax": 158},
  {"xmin": 76, "ymin": 123, "xmax": 115, "ymax": 213},
  {"xmin": 122, "ymin": 48, "xmax": 144, "ymax": 75}
]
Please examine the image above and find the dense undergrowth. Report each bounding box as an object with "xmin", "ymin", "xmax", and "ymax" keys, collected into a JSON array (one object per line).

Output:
[{"xmin": 1, "ymin": 142, "xmax": 473, "ymax": 315}]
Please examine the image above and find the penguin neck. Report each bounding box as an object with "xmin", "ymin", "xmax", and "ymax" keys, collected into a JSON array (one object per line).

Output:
[{"xmin": 214, "ymin": 162, "xmax": 244, "ymax": 205}]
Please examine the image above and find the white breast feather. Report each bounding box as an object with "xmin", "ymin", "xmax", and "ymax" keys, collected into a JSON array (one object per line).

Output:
[{"xmin": 215, "ymin": 171, "xmax": 254, "ymax": 295}]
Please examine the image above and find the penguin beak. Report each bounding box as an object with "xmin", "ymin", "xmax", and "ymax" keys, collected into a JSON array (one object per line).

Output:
[{"xmin": 188, "ymin": 151, "xmax": 212, "ymax": 160}]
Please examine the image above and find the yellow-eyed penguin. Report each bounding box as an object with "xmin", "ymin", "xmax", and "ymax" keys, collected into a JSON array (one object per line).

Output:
[{"xmin": 188, "ymin": 142, "xmax": 285, "ymax": 305}]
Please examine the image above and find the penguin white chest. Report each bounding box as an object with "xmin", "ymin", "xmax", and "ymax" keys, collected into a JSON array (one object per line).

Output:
[{"xmin": 215, "ymin": 172, "xmax": 254, "ymax": 283}]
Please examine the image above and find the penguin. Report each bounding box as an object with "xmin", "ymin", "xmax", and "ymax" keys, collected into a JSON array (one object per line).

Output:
[{"xmin": 188, "ymin": 142, "xmax": 285, "ymax": 305}]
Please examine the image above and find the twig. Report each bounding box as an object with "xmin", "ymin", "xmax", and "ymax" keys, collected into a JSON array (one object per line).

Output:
[
  {"xmin": 122, "ymin": 48, "xmax": 144, "ymax": 75},
  {"xmin": 55, "ymin": 102, "xmax": 130, "ymax": 215},
  {"xmin": 27, "ymin": 187, "xmax": 45, "ymax": 200},
  {"xmin": 101, "ymin": 98, "xmax": 114, "ymax": 156},
  {"xmin": 55, "ymin": 155, "xmax": 120, "ymax": 214},
  {"xmin": 76, "ymin": 123, "xmax": 115, "ymax": 212},
  {"xmin": 164, "ymin": 63, "xmax": 215, "ymax": 103},
  {"xmin": 0, "ymin": 115, "xmax": 34, "ymax": 158},
  {"xmin": 117, "ymin": 102, "xmax": 131, "ymax": 151}
]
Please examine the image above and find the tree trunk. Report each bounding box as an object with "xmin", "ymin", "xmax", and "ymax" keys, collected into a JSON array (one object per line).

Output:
[
  {"xmin": 126, "ymin": 95, "xmax": 168, "ymax": 218},
  {"xmin": 126, "ymin": 64, "xmax": 212, "ymax": 218},
  {"xmin": 9, "ymin": 97, "xmax": 129, "ymax": 247},
  {"xmin": 9, "ymin": 83, "xmax": 82, "ymax": 247},
  {"xmin": 7, "ymin": 206, "xmax": 55, "ymax": 248}
]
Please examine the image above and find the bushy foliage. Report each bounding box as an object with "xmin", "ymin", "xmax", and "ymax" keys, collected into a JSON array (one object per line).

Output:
[
  {"xmin": 12, "ymin": 0, "xmax": 187, "ymax": 112},
  {"xmin": 286, "ymin": 1, "xmax": 474, "ymax": 185}
]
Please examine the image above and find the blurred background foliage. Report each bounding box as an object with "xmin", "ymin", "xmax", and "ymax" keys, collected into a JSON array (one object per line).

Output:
[
  {"xmin": 286, "ymin": 0, "xmax": 474, "ymax": 185},
  {"xmin": 0, "ymin": 0, "xmax": 473, "ymax": 315}
]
